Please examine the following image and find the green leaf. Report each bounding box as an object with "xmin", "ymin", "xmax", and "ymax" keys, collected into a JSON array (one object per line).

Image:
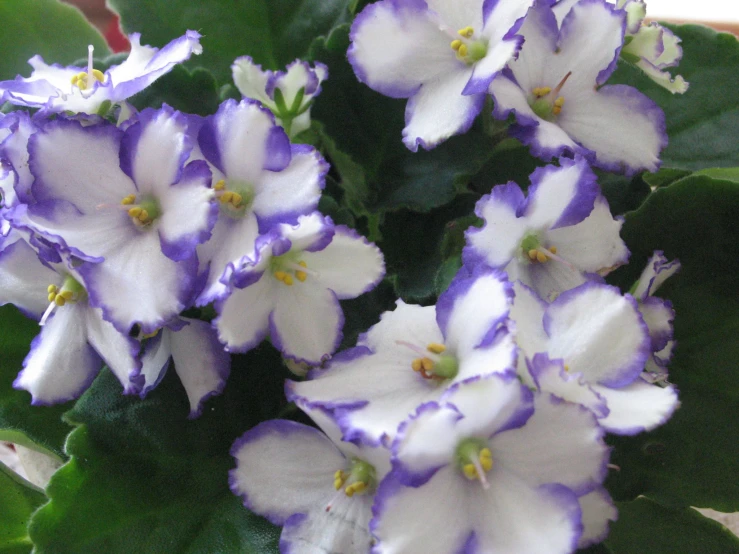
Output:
[
  {"xmin": 595, "ymin": 171, "xmax": 652, "ymax": 216},
  {"xmin": 29, "ymin": 344, "xmax": 289, "ymax": 553},
  {"xmin": 128, "ymin": 66, "xmax": 220, "ymax": 116},
  {"xmin": 0, "ymin": 0, "xmax": 109, "ymax": 81},
  {"xmin": 642, "ymin": 168, "xmax": 692, "ymax": 189},
  {"xmin": 0, "ymin": 461, "xmax": 46, "ymax": 554},
  {"xmin": 611, "ymin": 24, "xmax": 739, "ymax": 169},
  {"xmin": 605, "ymin": 175, "xmax": 739, "ymax": 510},
  {"xmin": 604, "ymin": 498, "xmax": 739, "ymax": 553},
  {"xmin": 108, "ymin": 0, "xmax": 352, "ymax": 84},
  {"xmin": 0, "ymin": 305, "xmax": 71, "ymax": 460}
]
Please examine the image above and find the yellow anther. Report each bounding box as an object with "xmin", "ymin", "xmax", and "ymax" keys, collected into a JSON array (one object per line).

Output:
[
  {"xmin": 550, "ymin": 246, "xmax": 558, "ymax": 254},
  {"xmin": 214, "ymin": 179, "xmax": 226, "ymax": 191},
  {"xmin": 457, "ymin": 44, "xmax": 468, "ymax": 57},
  {"xmin": 274, "ymin": 270, "xmax": 288, "ymax": 282},
  {"xmin": 295, "ymin": 270, "xmax": 307, "ymax": 282},
  {"xmin": 333, "ymin": 470, "xmax": 346, "ymax": 490},
  {"xmin": 60, "ymin": 290, "xmax": 74, "ymax": 300},
  {"xmin": 411, "ymin": 358, "xmax": 423, "ymax": 372},
  {"xmin": 420, "ymin": 357, "xmax": 434, "ymax": 371},
  {"xmin": 128, "ymin": 207, "xmax": 142, "ymax": 218},
  {"xmin": 220, "ymin": 191, "xmax": 234, "ymax": 204},
  {"xmin": 54, "ymin": 295, "xmax": 66, "ymax": 307},
  {"xmin": 458, "ymin": 26, "xmax": 474, "ymax": 38},
  {"xmin": 554, "ymin": 97, "xmax": 565, "ymax": 107},
  {"xmin": 137, "ymin": 209, "xmax": 150, "ymax": 222},
  {"xmin": 427, "ymin": 343, "xmax": 446, "ymax": 354},
  {"xmin": 462, "ymin": 463, "xmax": 477, "ymax": 480},
  {"xmin": 70, "ymin": 74, "xmax": 80, "ymax": 86},
  {"xmin": 451, "ymin": 39, "xmax": 463, "ymax": 51},
  {"xmin": 230, "ymin": 192, "xmax": 243, "ymax": 207},
  {"xmin": 536, "ymin": 251, "xmax": 549, "ymax": 263},
  {"xmin": 47, "ymin": 284, "xmax": 58, "ymax": 294},
  {"xmin": 121, "ymin": 194, "xmax": 136, "ymax": 205},
  {"xmin": 298, "ymin": 261, "xmax": 307, "ymax": 268},
  {"xmin": 282, "ymin": 274, "xmax": 294, "ymax": 286},
  {"xmin": 48, "ymin": 292, "xmax": 57, "ymax": 302},
  {"xmin": 92, "ymin": 69, "xmax": 105, "ymax": 82},
  {"xmin": 552, "ymin": 106, "xmax": 562, "ymax": 115},
  {"xmin": 479, "ymin": 448, "xmax": 493, "ymax": 472},
  {"xmin": 528, "ymin": 249, "xmax": 538, "ymax": 260},
  {"xmin": 564, "ymin": 364, "xmax": 571, "ymax": 372},
  {"xmin": 533, "ymin": 86, "xmax": 552, "ymax": 97},
  {"xmin": 345, "ymin": 482, "xmax": 368, "ymax": 497}
]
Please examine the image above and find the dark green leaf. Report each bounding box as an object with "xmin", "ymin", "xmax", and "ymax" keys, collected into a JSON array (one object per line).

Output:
[
  {"xmin": 339, "ymin": 280, "xmax": 397, "ymax": 349},
  {"xmin": 0, "ymin": 305, "xmax": 71, "ymax": 459},
  {"xmin": 596, "ymin": 171, "xmax": 652, "ymax": 216},
  {"xmin": 128, "ymin": 66, "xmax": 220, "ymax": 116},
  {"xmin": 605, "ymin": 498, "xmax": 739, "ymax": 553},
  {"xmin": 0, "ymin": 0, "xmax": 109, "ymax": 81},
  {"xmin": 0, "ymin": 461, "xmax": 46, "ymax": 554},
  {"xmin": 611, "ymin": 25, "xmax": 739, "ymax": 169},
  {"xmin": 108, "ymin": 0, "xmax": 352, "ymax": 84},
  {"xmin": 605, "ymin": 176, "xmax": 739, "ymax": 510},
  {"xmin": 643, "ymin": 168, "xmax": 693, "ymax": 189},
  {"xmin": 29, "ymin": 343, "xmax": 289, "ymax": 553}
]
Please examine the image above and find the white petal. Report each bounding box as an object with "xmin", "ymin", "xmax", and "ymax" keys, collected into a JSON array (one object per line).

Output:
[
  {"xmin": 510, "ymin": 282, "xmax": 549, "ymax": 356},
  {"xmin": 632, "ymin": 251, "xmax": 680, "ymax": 300},
  {"xmin": 544, "ymin": 195, "xmax": 628, "ymax": 272},
  {"xmin": 493, "ymin": 393, "xmax": 607, "ymax": 495},
  {"xmin": 84, "ymin": 305, "xmax": 141, "ymax": 392},
  {"xmin": 349, "ymin": 1, "xmax": 460, "ymax": 98},
  {"xmin": 301, "ymin": 228, "xmax": 384, "ymax": 299},
  {"xmin": 0, "ymin": 238, "xmax": 58, "ymax": 318},
  {"xmin": 425, "ymin": 0, "xmax": 484, "ymax": 31},
  {"xmin": 230, "ymin": 420, "xmax": 345, "ymax": 524},
  {"xmin": 593, "ymin": 381, "xmax": 679, "ymax": 434},
  {"xmin": 231, "ymin": 56, "xmax": 271, "ymax": 105},
  {"xmin": 546, "ymin": 283, "xmax": 649, "ymax": 387},
  {"xmin": 271, "ymin": 283, "xmax": 343, "ymax": 363},
  {"xmin": 139, "ymin": 331, "xmax": 171, "ymax": 393},
  {"xmin": 456, "ymin": 332, "xmax": 518, "ymax": 381},
  {"xmin": 578, "ymin": 487, "xmax": 617, "ymax": 548},
  {"xmin": 15, "ymin": 303, "xmax": 100, "ymax": 404},
  {"xmin": 639, "ymin": 297, "xmax": 674, "ymax": 352},
  {"xmin": 215, "ymin": 274, "xmax": 274, "ymax": 352},
  {"xmin": 170, "ymin": 318, "xmax": 230, "ymax": 416},
  {"xmin": 402, "ymin": 68, "xmax": 482, "ymax": 150},
  {"xmin": 523, "ymin": 260, "xmax": 589, "ymax": 303},
  {"xmin": 513, "ymin": 2, "xmax": 560, "ymax": 92},
  {"xmin": 361, "ymin": 301, "xmax": 442, "ymax": 354},
  {"xmin": 282, "ymin": 212, "xmax": 334, "ymax": 252}
]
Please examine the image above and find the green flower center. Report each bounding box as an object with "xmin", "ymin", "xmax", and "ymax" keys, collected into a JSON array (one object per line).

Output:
[
  {"xmin": 455, "ymin": 437, "xmax": 493, "ymax": 486},
  {"xmin": 214, "ymin": 179, "xmax": 255, "ymax": 218},
  {"xmin": 450, "ymin": 26, "xmax": 488, "ymax": 65}
]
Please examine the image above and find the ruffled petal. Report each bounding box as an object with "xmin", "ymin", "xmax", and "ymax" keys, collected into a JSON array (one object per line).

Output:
[
  {"xmin": 463, "ymin": 37, "xmax": 521, "ymax": 95},
  {"xmin": 521, "ymin": 258, "xmax": 590, "ymax": 303},
  {"xmin": 0, "ymin": 238, "xmax": 59, "ymax": 318},
  {"xmin": 15, "ymin": 303, "xmax": 100, "ymax": 404},
  {"xmin": 229, "ymin": 420, "xmax": 345, "ymax": 525},
  {"xmin": 592, "ymin": 381, "xmax": 679, "ymax": 435},
  {"xmin": 578, "ymin": 487, "xmax": 617, "ymax": 548},
  {"xmin": 214, "ymin": 273, "xmax": 274, "ymax": 352},
  {"xmin": 231, "ymin": 56, "xmax": 272, "ymax": 105},
  {"xmin": 84, "ymin": 304, "xmax": 142, "ymax": 393},
  {"xmin": 545, "ymin": 283, "xmax": 649, "ymax": 387},
  {"xmin": 361, "ymin": 301, "xmax": 442, "ymax": 352},
  {"xmin": 270, "ymin": 283, "xmax": 343, "ymax": 363},
  {"xmin": 138, "ymin": 331, "xmax": 171, "ymax": 395},
  {"xmin": 301, "ymin": 227, "xmax": 384, "ymax": 300},
  {"xmin": 169, "ymin": 318, "xmax": 230, "ymax": 417},
  {"xmin": 510, "ymin": 282, "xmax": 549, "ymax": 355},
  {"xmin": 508, "ymin": 1, "xmax": 560, "ymax": 93},
  {"xmin": 632, "ymin": 251, "xmax": 681, "ymax": 300},
  {"xmin": 425, "ymin": 0, "xmax": 484, "ymax": 31},
  {"xmin": 402, "ymin": 68, "xmax": 483, "ymax": 151},
  {"xmin": 639, "ymin": 296, "xmax": 675, "ymax": 352},
  {"xmin": 349, "ymin": 0, "xmax": 460, "ymax": 99}
]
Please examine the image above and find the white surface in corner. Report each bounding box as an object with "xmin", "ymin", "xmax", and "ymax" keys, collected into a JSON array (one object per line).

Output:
[{"xmin": 647, "ymin": 0, "xmax": 739, "ymax": 23}]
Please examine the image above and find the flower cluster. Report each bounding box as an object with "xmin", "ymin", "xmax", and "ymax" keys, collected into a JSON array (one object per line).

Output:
[{"xmin": 0, "ymin": 32, "xmax": 385, "ymax": 415}]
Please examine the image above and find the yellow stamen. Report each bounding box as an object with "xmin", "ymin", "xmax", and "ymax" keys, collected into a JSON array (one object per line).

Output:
[
  {"xmin": 479, "ymin": 448, "xmax": 493, "ymax": 472},
  {"xmin": 47, "ymin": 292, "xmax": 57, "ymax": 302},
  {"xmin": 345, "ymin": 482, "xmax": 367, "ymax": 497},
  {"xmin": 298, "ymin": 261, "xmax": 307, "ymax": 268},
  {"xmin": 220, "ymin": 191, "xmax": 234, "ymax": 204},
  {"xmin": 91, "ymin": 69, "xmax": 104, "ymax": 82},
  {"xmin": 54, "ymin": 295, "xmax": 66, "ymax": 307},
  {"xmin": 427, "ymin": 342, "xmax": 446, "ymax": 354},
  {"xmin": 282, "ymin": 274, "xmax": 294, "ymax": 286},
  {"xmin": 451, "ymin": 39, "xmax": 462, "ymax": 51},
  {"xmin": 457, "ymin": 44, "xmax": 468, "ymax": 57},
  {"xmin": 137, "ymin": 209, "xmax": 150, "ymax": 222},
  {"xmin": 47, "ymin": 284, "xmax": 58, "ymax": 294},
  {"xmin": 564, "ymin": 364, "xmax": 571, "ymax": 373},
  {"xmin": 462, "ymin": 463, "xmax": 477, "ymax": 479},
  {"xmin": 214, "ymin": 179, "xmax": 226, "ymax": 191},
  {"xmin": 420, "ymin": 357, "xmax": 434, "ymax": 372},
  {"xmin": 533, "ymin": 86, "xmax": 552, "ymax": 97},
  {"xmin": 536, "ymin": 251, "xmax": 548, "ymax": 263},
  {"xmin": 121, "ymin": 194, "xmax": 136, "ymax": 205},
  {"xmin": 411, "ymin": 358, "xmax": 423, "ymax": 372},
  {"xmin": 528, "ymin": 249, "xmax": 538, "ymax": 260},
  {"xmin": 230, "ymin": 192, "xmax": 243, "ymax": 207},
  {"xmin": 295, "ymin": 270, "xmax": 307, "ymax": 282},
  {"xmin": 554, "ymin": 97, "xmax": 565, "ymax": 107},
  {"xmin": 550, "ymin": 246, "xmax": 558, "ymax": 254},
  {"xmin": 458, "ymin": 26, "xmax": 474, "ymax": 38},
  {"xmin": 274, "ymin": 270, "xmax": 287, "ymax": 282},
  {"xmin": 334, "ymin": 470, "xmax": 346, "ymax": 490},
  {"xmin": 128, "ymin": 207, "xmax": 142, "ymax": 218},
  {"xmin": 60, "ymin": 290, "xmax": 74, "ymax": 300}
]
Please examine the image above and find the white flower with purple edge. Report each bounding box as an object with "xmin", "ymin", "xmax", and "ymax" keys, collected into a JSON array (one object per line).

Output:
[
  {"xmin": 372, "ymin": 374, "xmax": 610, "ymax": 554},
  {"xmin": 512, "ymin": 280, "xmax": 679, "ymax": 434},
  {"xmin": 0, "ymin": 234, "xmax": 140, "ymax": 404},
  {"xmin": 464, "ymin": 157, "xmax": 628, "ymax": 302},
  {"xmin": 0, "ymin": 111, "xmax": 37, "ymax": 209},
  {"xmin": 230, "ymin": 401, "xmax": 390, "ymax": 554},
  {"xmin": 193, "ymin": 98, "xmax": 326, "ymax": 305},
  {"xmin": 488, "ymin": 0, "xmax": 667, "ymax": 174},
  {"xmin": 0, "ymin": 32, "xmax": 202, "ymax": 115},
  {"xmin": 9, "ymin": 106, "xmax": 217, "ymax": 334},
  {"xmin": 136, "ymin": 317, "xmax": 231, "ymax": 418},
  {"xmin": 232, "ymin": 57, "xmax": 328, "ymax": 137},
  {"xmin": 287, "ymin": 267, "xmax": 517, "ymax": 446},
  {"xmin": 215, "ymin": 212, "xmax": 385, "ymax": 364},
  {"xmin": 349, "ymin": 0, "xmax": 535, "ymax": 151}
]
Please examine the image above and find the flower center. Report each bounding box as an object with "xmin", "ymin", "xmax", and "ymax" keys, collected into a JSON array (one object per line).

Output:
[
  {"xmin": 333, "ymin": 458, "xmax": 377, "ymax": 498},
  {"xmin": 70, "ymin": 45, "xmax": 104, "ymax": 92},
  {"xmin": 270, "ymin": 252, "xmax": 312, "ymax": 286},
  {"xmin": 520, "ymin": 233, "xmax": 557, "ymax": 264},
  {"xmin": 397, "ymin": 341, "xmax": 459, "ymax": 381},
  {"xmin": 455, "ymin": 438, "xmax": 493, "ymax": 489},
  {"xmin": 40, "ymin": 275, "xmax": 86, "ymax": 326},
  {"xmin": 450, "ymin": 26, "xmax": 488, "ymax": 65},
  {"xmin": 121, "ymin": 194, "xmax": 161, "ymax": 227},
  {"xmin": 213, "ymin": 179, "xmax": 255, "ymax": 218},
  {"xmin": 529, "ymin": 71, "xmax": 572, "ymax": 121}
]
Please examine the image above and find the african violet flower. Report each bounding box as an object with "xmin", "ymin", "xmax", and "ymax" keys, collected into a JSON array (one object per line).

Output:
[
  {"xmin": 349, "ymin": 0, "xmax": 535, "ymax": 150},
  {"xmin": 0, "ymin": 111, "xmax": 37, "ymax": 208},
  {"xmin": 552, "ymin": 0, "xmax": 687, "ymax": 93},
  {"xmin": 232, "ymin": 57, "xmax": 328, "ymax": 137},
  {"xmin": 11, "ymin": 106, "xmax": 216, "ymax": 334},
  {"xmin": 216, "ymin": 212, "xmax": 384, "ymax": 363},
  {"xmin": 512, "ymin": 281, "xmax": 679, "ymax": 434},
  {"xmin": 137, "ymin": 317, "xmax": 231, "ymax": 418},
  {"xmin": 0, "ymin": 32, "xmax": 202, "ymax": 115},
  {"xmin": 372, "ymin": 374, "xmax": 609, "ymax": 553},
  {"xmin": 0, "ymin": 234, "xmax": 139, "ymax": 404},
  {"xmin": 288, "ymin": 268, "xmax": 517, "ymax": 446},
  {"xmin": 464, "ymin": 157, "xmax": 628, "ymax": 302},
  {"xmin": 194, "ymin": 99, "xmax": 326, "ymax": 305},
  {"xmin": 489, "ymin": 0, "xmax": 666, "ymax": 173},
  {"xmin": 230, "ymin": 401, "xmax": 390, "ymax": 553}
]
